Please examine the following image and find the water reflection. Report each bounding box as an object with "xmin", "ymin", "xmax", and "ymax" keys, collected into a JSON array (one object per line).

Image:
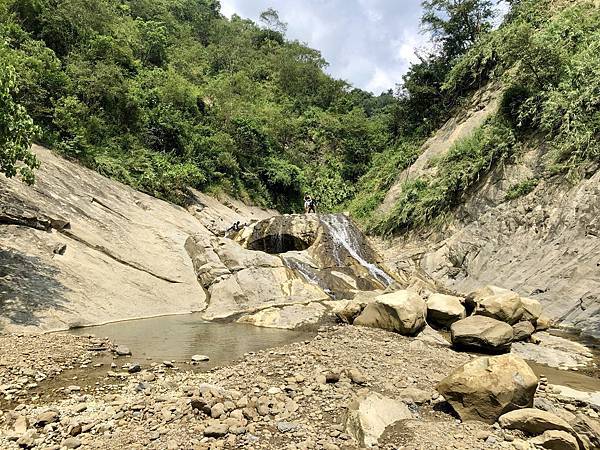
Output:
[{"xmin": 70, "ymin": 314, "xmax": 309, "ymax": 365}]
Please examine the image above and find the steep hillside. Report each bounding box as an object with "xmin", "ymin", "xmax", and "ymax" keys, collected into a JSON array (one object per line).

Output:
[
  {"xmin": 0, "ymin": 144, "xmax": 273, "ymax": 332},
  {"xmin": 369, "ymin": 0, "xmax": 600, "ymax": 337}
]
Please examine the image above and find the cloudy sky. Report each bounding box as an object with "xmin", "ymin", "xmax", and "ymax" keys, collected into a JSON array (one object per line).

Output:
[{"xmin": 219, "ymin": 0, "xmax": 428, "ymax": 94}]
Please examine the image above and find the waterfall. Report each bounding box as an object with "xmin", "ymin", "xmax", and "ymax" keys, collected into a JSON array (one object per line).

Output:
[{"xmin": 320, "ymin": 214, "xmax": 394, "ymax": 287}]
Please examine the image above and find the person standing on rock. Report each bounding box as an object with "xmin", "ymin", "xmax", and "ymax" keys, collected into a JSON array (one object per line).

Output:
[
  {"xmin": 304, "ymin": 194, "xmax": 312, "ymax": 214},
  {"xmin": 308, "ymin": 196, "xmax": 318, "ymax": 214}
]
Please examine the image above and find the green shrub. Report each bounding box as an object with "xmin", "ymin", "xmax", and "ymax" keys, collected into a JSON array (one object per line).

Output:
[{"xmin": 505, "ymin": 177, "xmax": 539, "ymax": 201}]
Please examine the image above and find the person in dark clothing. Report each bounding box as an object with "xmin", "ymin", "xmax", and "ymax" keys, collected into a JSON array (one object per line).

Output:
[
  {"xmin": 304, "ymin": 194, "xmax": 312, "ymax": 214},
  {"xmin": 308, "ymin": 197, "xmax": 318, "ymax": 213}
]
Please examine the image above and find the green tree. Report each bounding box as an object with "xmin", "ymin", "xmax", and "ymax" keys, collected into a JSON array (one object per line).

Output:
[
  {"xmin": 0, "ymin": 57, "xmax": 39, "ymax": 183},
  {"xmin": 422, "ymin": 0, "xmax": 495, "ymax": 61}
]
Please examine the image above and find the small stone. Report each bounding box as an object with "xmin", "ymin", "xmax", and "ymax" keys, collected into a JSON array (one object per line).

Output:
[
  {"xmin": 277, "ymin": 421, "xmax": 301, "ymax": 433},
  {"xmin": 211, "ymin": 403, "xmax": 225, "ymax": 418},
  {"xmin": 61, "ymin": 437, "xmax": 82, "ymax": 449},
  {"xmin": 192, "ymin": 354, "xmax": 210, "ymax": 362},
  {"xmin": 127, "ymin": 364, "xmax": 141, "ymax": 374},
  {"xmin": 204, "ymin": 423, "xmax": 229, "ymax": 437},
  {"xmin": 115, "ymin": 346, "xmax": 131, "ymax": 356},
  {"xmin": 347, "ymin": 368, "xmax": 367, "ymax": 385},
  {"xmin": 34, "ymin": 410, "xmax": 59, "ymax": 427}
]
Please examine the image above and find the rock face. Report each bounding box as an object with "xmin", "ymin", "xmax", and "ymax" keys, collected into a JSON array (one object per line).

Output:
[
  {"xmin": 235, "ymin": 214, "xmax": 396, "ymax": 296},
  {"xmin": 426, "ymin": 293, "xmax": 466, "ymax": 327},
  {"xmin": 450, "ymin": 315, "xmax": 514, "ymax": 352},
  {"xmin": 345, "ymin": 391, "xmax": 412, "ymax": 447},
  {"xmin": 0, "ymin": 145, "xmax": 239, "ymax": 331},
  {"xmin": 353, "ymin": 291, "xmax": 427, "ymax": 336},
  {"xmin": 376, "ymin": 83, "xmax": 600, "ymax": 338},
  {"xmin": 185, "ymin": 235, "xmax": 330, "ymax": 320},
  {"xmin": 437, "ymin": 354, "xmax": 538, "ymax": 423}
]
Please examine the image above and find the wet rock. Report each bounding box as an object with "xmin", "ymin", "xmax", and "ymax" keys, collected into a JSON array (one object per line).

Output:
[
  {"xmin": 353, "ymin": 290, "xmax": 427, "ymax": 336},
  {"xmin": 426, "ymin": 293, "xmax": 466, "ymax": 327},
  {"xmin": 437, "ymin": 354, "xmax": 537, "ymax": 423},
  {"xmin": 499, "ymin": 408, "xmax": 574, "ymax": 435},
  {"xmin": 450, "ymin": 315, "xmax": 514, "ymax": 352},
  {"xmin": 529, "ymin": 430, "xmax": 579, "ymax": 450},
  {"xmin": 513, "ymin": 322, "xmax": 535, "ymax": 342},
  {"xmin": 345, "ymin": 391, "xmax": 412, "ymax": 447}
]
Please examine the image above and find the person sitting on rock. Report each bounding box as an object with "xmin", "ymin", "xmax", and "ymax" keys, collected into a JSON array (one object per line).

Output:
[{"xmin": 226, "ymin": 221, "xmax": 242, "ymax": 234}]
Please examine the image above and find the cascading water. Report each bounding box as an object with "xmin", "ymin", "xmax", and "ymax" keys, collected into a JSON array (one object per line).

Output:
[{"xmin": 320, "ymin": 214, "xmax": 394, "ymax": 287}]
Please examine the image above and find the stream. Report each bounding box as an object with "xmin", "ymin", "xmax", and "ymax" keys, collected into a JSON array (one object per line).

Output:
[{"xmin": 68, "ymin": 315, "xmax": 600, "ymax": 394}]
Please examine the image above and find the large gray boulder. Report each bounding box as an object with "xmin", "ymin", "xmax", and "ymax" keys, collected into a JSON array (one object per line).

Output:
[
  {"xmin": 426, "ymin": 293, "xmax": 466, "ymax": 327},
  {"xmin": 353, "ymin": 290, "xmax": 427, "ymax": 336},
  {"xmin": 450, "ymin": 315, "xmax": 514, "ymax": 352},
  {"xmin": 345, "ymin": 391, "xmax": 412, "ymax": 447},
  {"xmin": 437, "ymin": 354, "xmax": 538, "ymax": 423}
]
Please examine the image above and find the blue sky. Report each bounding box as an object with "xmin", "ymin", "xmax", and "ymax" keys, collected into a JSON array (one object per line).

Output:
[{"xmin": 219, "ymin": 0, "xmax": 428, "ymax": 94}]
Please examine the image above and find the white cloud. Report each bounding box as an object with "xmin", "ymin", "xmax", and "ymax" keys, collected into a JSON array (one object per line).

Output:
[
  {"xmin": 218, "ymin": 0, "xmax": 425, "ymax": 94},
  {"xmin": 219, "ymin": 0, "xmax": 237, "ymax": 18}
]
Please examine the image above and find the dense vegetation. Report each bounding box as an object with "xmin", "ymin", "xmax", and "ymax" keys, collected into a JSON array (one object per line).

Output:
[
  {"xmin": 0, "ymin": 0, "xmax": 395, "ymax": 210},
  {"xmin": 357, "ymin": 0, "xmax": 600, "ymax": 235},
  {"xmin": 1, "ymin": 0, "xmax": 598, "ymax": 234}
]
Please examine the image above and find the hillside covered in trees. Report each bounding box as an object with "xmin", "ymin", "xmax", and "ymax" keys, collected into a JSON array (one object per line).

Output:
[{"xmin": 1, "ymin": 0, "xmax": 599, "ymax": 228}]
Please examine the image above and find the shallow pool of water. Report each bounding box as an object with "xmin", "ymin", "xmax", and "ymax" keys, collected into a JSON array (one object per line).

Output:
[{"xmin": 70, "ymin": 314, "xmax": 310, "ymax": 366}]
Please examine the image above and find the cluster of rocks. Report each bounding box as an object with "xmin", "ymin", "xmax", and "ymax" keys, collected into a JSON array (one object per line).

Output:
[
  {"xmin": 0, "ymin": 334, "xmax": 111, "ymax": 405},
  {"xmin": 337, "ymin": 284, "xmax": 548, "ymax": 355},
  {"xmin": 1, "ymin": 324, "xmax": 599, "ymax": 449}
]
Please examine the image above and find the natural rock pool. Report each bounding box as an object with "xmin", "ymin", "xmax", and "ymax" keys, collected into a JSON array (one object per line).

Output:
[{"xmin": 69, "ymin": 314, "xmax": 310, "ymax": 366}]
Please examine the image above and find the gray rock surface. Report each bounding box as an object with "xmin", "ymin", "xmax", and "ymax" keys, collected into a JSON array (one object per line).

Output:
[
  {"xmin": 450, "ymin": 315, "xmax": 514, "ymax": 352},
  {"xmin": 426, "ymin": 293, "xmax": 466, "ymax": 327},
  {"xmin": 353, "ymin": 290, "xmax": 427, "ymax": 336},
  {"xmin": 345, "ymin": 391, "xmax": 413, "ymax": 447},
  {"xmin": 0, "ymin": 146, "xmax": 268, "ymax": 332}
]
